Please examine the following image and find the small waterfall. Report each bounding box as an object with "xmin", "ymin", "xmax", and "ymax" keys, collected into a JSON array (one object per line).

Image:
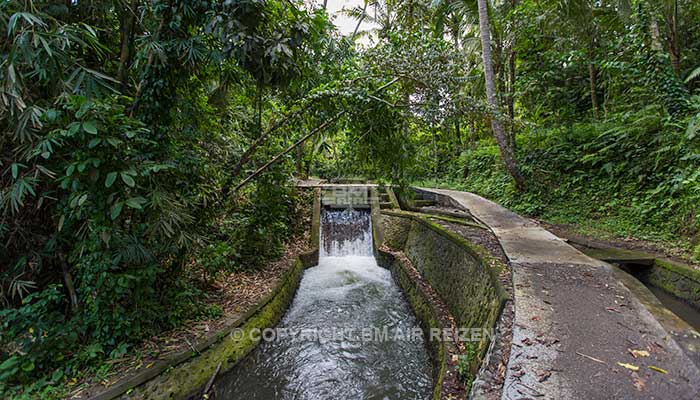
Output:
[
  {"xmin": 320, "ymin": 208, "xmax": 373, "ymax": 257},
  {"xmin": 214, "ymin": 202, "xmax": 431, "ymax": 399}
]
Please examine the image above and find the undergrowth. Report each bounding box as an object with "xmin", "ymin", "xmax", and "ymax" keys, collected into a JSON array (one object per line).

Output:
[{"xmin": 418, "ymin": 105, "xmax": 700, "ymax": 260}]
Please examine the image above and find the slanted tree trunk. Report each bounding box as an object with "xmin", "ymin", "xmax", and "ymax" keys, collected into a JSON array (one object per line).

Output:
[
  {"xmin": 234, "ymin": 111, "xmax": 346, "ymax": 193},
  {"xmin": 476, "ymin": 0, "xmax": 525, "ymax": 189},
  {"xmin": 469, "ymin": 119, "xmax": 476, "ymax": 149},
  {"xmin": 352, "ymin": 1, "xmax": 368, "ymax": 39}
]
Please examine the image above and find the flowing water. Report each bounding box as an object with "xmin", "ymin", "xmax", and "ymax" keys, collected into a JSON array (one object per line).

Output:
[
  {"xmin": 647, "ymin": 285, "xmax": 700, "ymax": 332},
  {"xmin": 213, "ymin": 208, "xmax": 432, "ymax": 399}
]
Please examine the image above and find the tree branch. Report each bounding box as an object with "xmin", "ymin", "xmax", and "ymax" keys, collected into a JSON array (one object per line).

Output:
[{"xmin": 232, "ymin": 77, "xmax": 400, "ymax": 193}]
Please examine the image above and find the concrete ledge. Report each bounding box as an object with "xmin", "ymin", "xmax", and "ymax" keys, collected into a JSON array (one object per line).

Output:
[
  {"xmin": 645, "ymin": 259, "xmax": 700, "ymax": 310},
  {"xmin": 379, "ymin": 210, "xmax": 508, "ymax": 393},
  {"xmin": 310, "ymin": 187, "xmax": 321, "ymax": 249},
  {"xmin": 381, "ymin": 210, "xmax": 508, "ymax": 306}
]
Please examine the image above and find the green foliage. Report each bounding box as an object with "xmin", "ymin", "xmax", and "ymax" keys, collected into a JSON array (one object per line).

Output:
[
  {"xmin": 427, "ymin": 103, "xmax": 700, "ymax": 247},
  {"xmin": 1, "ymin": 0, "xmax": 337, "ymax": 397},
  {"xmin": 330, "ymin": 0, "xmax": 700, "ymax": 259},
  {"xmin": 3, "ymin": 0, "xmax": 700, "ymax": 396},
  {"xmin": 455, "ymin": 341, "xmax": 480, "ymax": 389}
]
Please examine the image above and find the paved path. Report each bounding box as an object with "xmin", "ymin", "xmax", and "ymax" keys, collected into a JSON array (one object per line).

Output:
[{"xmin": 421, "ymin": 188, "xmax": 700, "ymax": 400}]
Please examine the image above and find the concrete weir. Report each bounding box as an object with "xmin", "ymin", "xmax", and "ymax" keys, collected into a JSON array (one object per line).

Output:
[{"xmin": 419, "ymin": 188, "xmax": 700, "ymax": 400}]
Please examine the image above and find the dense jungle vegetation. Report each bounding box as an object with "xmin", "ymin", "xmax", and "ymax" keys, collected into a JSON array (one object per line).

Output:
[{"xmin": 1, "ymin": 0, "xmax": 699, "ymax": 397}]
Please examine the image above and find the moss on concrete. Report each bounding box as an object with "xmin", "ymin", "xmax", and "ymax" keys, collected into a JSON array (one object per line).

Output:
[
  {"xmin": 421, "ymin": 214, "xmax": 486, "ymax": 230},
  {"xmin": 382, "ymin": 213, "xmax": 413, "ymax": 250},
  {"xmin": 376, "ymin": 250, "xmax": 447, "ymax": 400},
  {"xmin": 370, "ymin": 187, "xmax": 383, "ymax": 252},
  {"xmin": 380, "ymin": 210, "xmax": 507, "ymax": 380},
  {"xmin": 385, "ymin": 186, "xmax": 401, "ymax": 209},
  {"xmin": 123, "ymin": 254, "xmax": 315, "ymax": 400},
  {"xmin": 644, "ymin": 259, "xmax": 700, "ymax": 309}
]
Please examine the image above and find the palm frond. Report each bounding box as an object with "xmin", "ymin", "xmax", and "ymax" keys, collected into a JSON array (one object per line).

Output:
[{"xmin": 685, "ymin": 66, "xmax": 700, "ymax": 84}]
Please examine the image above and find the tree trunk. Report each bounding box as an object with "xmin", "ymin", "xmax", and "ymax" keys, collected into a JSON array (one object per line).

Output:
[
  {"xmin": 352, "ymin": 1, "xmax": 368, "ymax": 39},
  {"xmin": 117, "ymin": 0, "xmax": 139, "ymax": 92},
  {"xmin": 650, "ymin": 16, "xmax": 663, "ymax": 51},
  {"xmin": 295, "ymin": 145, "xmax": 303, "ymax": 177},
  {"xmin": 232, "ymin": 78, "xmax": 399, "ymax": 192},
  {"xmin": 665, "ymin": 1, "xmax": 681, "ymax": 75},
  {"xmin": 234, "ymin": 111, "xmax": 346, "ymax": 193},
  {"xmin": 508, "ymin": 50, "xmax": 516, "ymax": 152},
  {"xmin": 130, "ymin": 17, "xmax": 166, "ymax": 117},
  {"xmin": 454, "ymin": 119, "xmax": 461, "ymax": 155},
  {"xmin": 588, "ymin": 62, "xmax": 600, "ymax": 119},
  {"xmin": 60, "ymin": 255, "xmax": 79, "ymax": 314},
  {"xmin": 507, "ymin": 0, "xmax": 519, "ymax": 149},
  {"xmin": 476, "ymin": 0, "xmax": 525, "ymax": 189}
]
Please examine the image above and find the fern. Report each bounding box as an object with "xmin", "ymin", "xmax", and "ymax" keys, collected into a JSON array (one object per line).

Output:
[{"xmin": 685, "ymin": 66, "xmax": 700, "ymax": 84}]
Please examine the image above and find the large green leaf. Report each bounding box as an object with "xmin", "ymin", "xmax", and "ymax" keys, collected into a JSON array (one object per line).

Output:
[
  {"xmin": 83, "ymin": 120, "xmax": 98, "ymax": 134},
  {"xmin": 120, "ymin": 172, "xmax": 135, "ymax": 187},
  {"xmin": 110, "ymin": 202, "xmax": 123, "ymax": 220},
  {"xmin": 105, "ymin": 172, "xmax": 118, "ymax": 188}
]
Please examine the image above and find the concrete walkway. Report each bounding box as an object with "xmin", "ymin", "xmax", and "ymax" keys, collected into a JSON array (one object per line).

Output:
[{"xmin": 420, "ymin": 188, "xmax": 700, "ymax": 400}]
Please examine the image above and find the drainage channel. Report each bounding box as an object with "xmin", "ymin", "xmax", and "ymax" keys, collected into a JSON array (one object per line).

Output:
[
  {"xmin": 618, "ymin": 263, "xmax": 700, "ymax": 332},
  {"xmin": 209, "ymin": 207, "xmax": 432, "ymax": 399}
]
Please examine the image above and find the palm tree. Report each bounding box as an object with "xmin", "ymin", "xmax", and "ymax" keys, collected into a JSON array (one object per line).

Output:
[
  {"xmin": 340, "ymin": 0, "xmax": 396, "ymax": 41},
  {"xmin": 476, "ymin": 0, "xmax": 525, "ymax": 188}
]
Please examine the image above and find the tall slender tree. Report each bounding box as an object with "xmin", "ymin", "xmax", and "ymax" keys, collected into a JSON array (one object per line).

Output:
[{"xmin": 476, "ymin": 0, "xmax": 525, "ymax": 188}]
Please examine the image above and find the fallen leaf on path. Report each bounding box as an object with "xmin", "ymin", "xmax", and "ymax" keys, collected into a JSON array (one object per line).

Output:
[
  {"xmin": 497, "ymin": 362, "xmax": 506, "ymax": 379},
  {"xmin": 617, "ymin": 362, "xmax": 640, "ymax": 371},
  {"xmin": 632, "ymin": 374, "xmax": 646, "ymax": 391},
  {"xmin": 537, "ymin": 337, "xmax": 559, "ymax": 346},
  {"xmin": 537, "ymin": 370, "xmax": 552, "ymax": 382},
  {"xmin": 628, "ymin": 349, "xmax": 650, "ymax": 358},
  {"xmin": 648, "ymin": 365, "xmax": 668, "ymax": 374},
  {"xmin": 606, "ymin": 307, "xmax": 621, "ymax": 313}
]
